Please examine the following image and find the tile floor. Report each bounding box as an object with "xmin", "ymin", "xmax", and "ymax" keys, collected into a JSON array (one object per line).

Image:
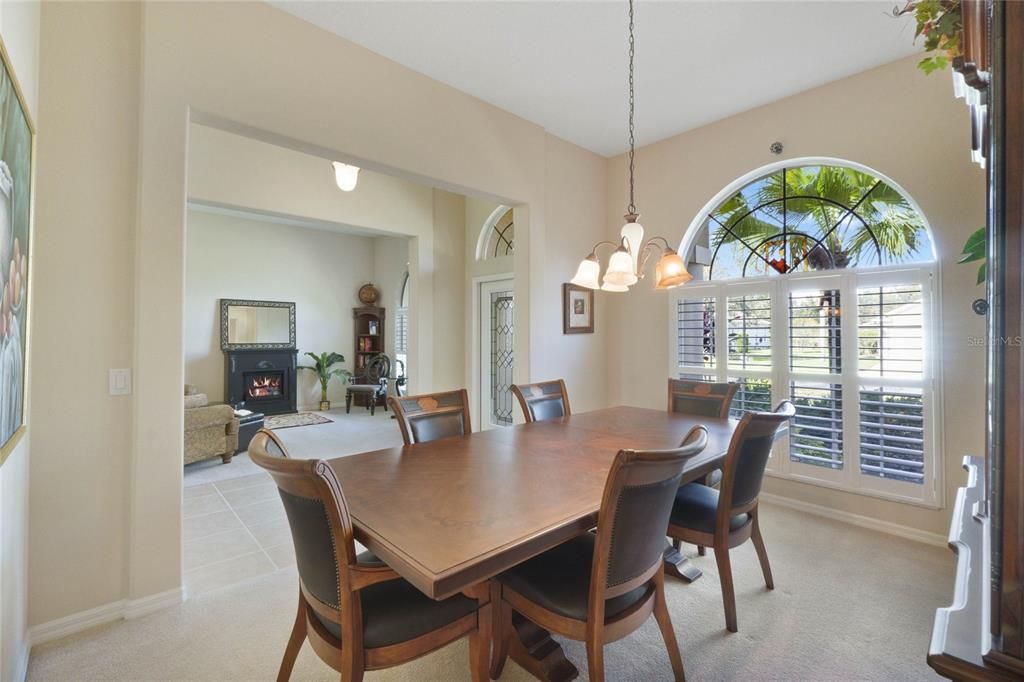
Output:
[
  {"xmin": 183, "ymin": 472, "xmax": 290, "ymax": 597},
  {"xmin": 182, "ymin": 408, "xmax": 402, "ymax": 596}
]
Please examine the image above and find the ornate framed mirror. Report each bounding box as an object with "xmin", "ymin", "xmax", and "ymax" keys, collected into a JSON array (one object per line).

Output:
[{"xmin": 219, "ymin": 299, "xmax": 296, "ymax": 350}]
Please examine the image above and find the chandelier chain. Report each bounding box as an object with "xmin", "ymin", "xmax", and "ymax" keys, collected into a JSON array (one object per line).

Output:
[{"xmin": 627, "ymin": 0, "xmax": 636, "ymax": 215}]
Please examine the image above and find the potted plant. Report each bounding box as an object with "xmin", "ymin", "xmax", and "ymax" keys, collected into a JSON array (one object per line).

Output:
[{"xmin": 300, "ymin": 352, "xmax": 351, "ymax": 411}]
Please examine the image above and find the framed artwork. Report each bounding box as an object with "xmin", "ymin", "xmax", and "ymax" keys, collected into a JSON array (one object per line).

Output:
[
  {"xmin": 562, "ymin": 283, "xmax": 594, "ymax": 334},
  {"xmin": 0, "ymin": 37, "xmax": 34, "ymax": 465}
]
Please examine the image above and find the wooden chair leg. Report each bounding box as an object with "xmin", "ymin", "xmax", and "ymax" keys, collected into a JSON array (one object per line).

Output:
[
  {"xmin": 671, "ymin": 538, "xmax": 681, "ymax": 551},
  {"xmin": 277, "ymin": 592, "xmax": 307, "ymax": 682},
  {"xmin": 751, "ymin": 510, "xmax": 774, "ymax": 590},
  {"xmin": 340, "ymin": 646, "xmax": 364, "ymax": 682},
  {"xmin": 713, "ymin": 546, "xmax": 738, "ymax": 633},
  {"xmin": 469, "ymin": 600, "xmax": 492, "ymax": 682},
  {"xmin": 652, "ymin": 571, "xmax": 686, "ymax": 682},
  {"xmin": 489, "ymin": 583, "xmax": 510, "ymax": 679},
  {"xmin": 585, "ymin": 637, "xmax": 605, "ymax": 682},
  {"xmin": 697, "ymin": 545, "xmax": 705, "ymax": 556}
]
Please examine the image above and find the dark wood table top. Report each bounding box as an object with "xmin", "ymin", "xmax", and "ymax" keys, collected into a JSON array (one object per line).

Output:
[{"xmin": 327, "ymin": 406, "xmax": 737, "ymax": 600}]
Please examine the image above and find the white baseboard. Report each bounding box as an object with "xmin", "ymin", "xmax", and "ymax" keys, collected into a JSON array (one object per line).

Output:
[
  {"xmin": 28, "ymin": 586, "xmax": 184, "ymax": 648},
  {"xmin": 124, "ymin": 586, "xmax": 185, "ymax": 620},
  {"xmin": 759, "ymin": 492, "xmax": 948, "ymax": 548},
  {"xmin": 28, "ymin": 599, "xmax": 127, "ymax": 647}
]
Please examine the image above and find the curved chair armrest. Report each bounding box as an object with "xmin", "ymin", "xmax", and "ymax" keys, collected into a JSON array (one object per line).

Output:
[{"xmin": 350, "ymin": 565, "xmax": 402, "ymax": 591}]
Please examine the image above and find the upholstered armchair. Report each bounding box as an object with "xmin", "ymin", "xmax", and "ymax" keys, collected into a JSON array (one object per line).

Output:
[{"xmin": 184, "ymin": 384, "xmax": 239, "ymax": 465}]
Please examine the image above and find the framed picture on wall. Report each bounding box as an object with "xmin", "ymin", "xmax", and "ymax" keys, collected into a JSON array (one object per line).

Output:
[
  {"xmin": 0, "ymin": 37, "xmax": 34, "ymax": 465},
  {"xmin": 562, "ymin": 283, "xmax": 594, "ymax": 334}
]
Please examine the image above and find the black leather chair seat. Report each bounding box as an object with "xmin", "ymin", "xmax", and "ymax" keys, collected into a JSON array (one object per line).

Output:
[
  {"xmin": 314, "ymin": 570, "xmax": 477, "ymax": 649},
  {"xmin": 669, "ymin": 483, "xmax": 749, "ymax": 534},
  {"xmin": 496, "ymin": 533, "xmax": 647, "ymax": 621}
]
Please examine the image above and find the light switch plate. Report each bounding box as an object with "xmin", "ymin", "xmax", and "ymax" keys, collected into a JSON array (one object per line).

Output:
[{"xmin": 109, "ymin": 368, "xmax": 131, "ymax": 396}]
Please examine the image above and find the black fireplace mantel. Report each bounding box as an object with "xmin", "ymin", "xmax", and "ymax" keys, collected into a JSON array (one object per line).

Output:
[{"xmin": 224, "ymin": 349, "xmax": 298, "ymax": 416}]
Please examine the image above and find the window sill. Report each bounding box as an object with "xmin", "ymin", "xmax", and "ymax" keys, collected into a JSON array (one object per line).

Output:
[{"xmin": 764, "ymin": 469, "xmax": 944, "ymax": 511}]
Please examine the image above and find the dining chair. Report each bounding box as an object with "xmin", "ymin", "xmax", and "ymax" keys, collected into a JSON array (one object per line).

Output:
[
  {"xmin": 490, "ymin": 426, "xmax": 709, "ymax": 682},
  {"xmin": 248, "ymin": 429, "xmax": 491, "ymax": 682},
  {"xmin": 665, "ymin": 401, "xmax": 795, "ymax": 633},
  {"xmin": 387, "ymin": 388, "xmax": 471, "ymax": 445},
  {"xmin": 667, "ymin": 378, "xmax": 740, "ymax": 555},
  {"xmin": 511, "ymin": 379, "xmax": 571, "ymax": 423}
]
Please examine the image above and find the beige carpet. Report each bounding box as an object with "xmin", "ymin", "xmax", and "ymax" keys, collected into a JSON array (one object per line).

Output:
[{"xmin": 26, "ymin": 502, "xmax": 950, "ymax": 681}]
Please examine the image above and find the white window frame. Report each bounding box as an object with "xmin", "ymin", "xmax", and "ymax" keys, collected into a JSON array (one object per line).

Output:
[{"xmin": 669, "ymin": 263, "xmax": 943, "ymax": 508}]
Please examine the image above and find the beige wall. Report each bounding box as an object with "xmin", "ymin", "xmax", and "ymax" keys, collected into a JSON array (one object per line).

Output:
[
  {"xmin": 429, "ymin": 190, "xmax": 466, "ymax": 393},
  {"xmin": 20, "ymin": 0, "xmax": 609, "ymax": 628},
  {"xmin": 605, "ymin": 56, "xmax": 985, "ymax": 536},
  {"xmin": 372, "ymin": 236, "xmax": 411, "ymax": 363},
  {"xmin": 185, "ymin": 209, "xmax": 381, "ymax": 409},
  {"xmin": 0, "ymin": 1, "xmax": 37, "ymax": 676},
  {"xmin": 188, "ymin": 124, "xmax": 434, "ymax": 238},
  {"xmin": 30, "ymin": 0, "xmax": 140, "ymax": 631}
]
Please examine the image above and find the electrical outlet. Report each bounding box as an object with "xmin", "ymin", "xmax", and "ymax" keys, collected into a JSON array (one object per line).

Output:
[{"xmin": 109, "ymin": 368, "xmax": 131, "ymax": 396}]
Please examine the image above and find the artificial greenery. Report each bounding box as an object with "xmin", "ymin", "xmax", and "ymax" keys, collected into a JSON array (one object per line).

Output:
[
  {"xmin": 299, "ymin": 352, "xmax": 352, "ymax": 404},
  {"xmin": 958, "ymin": 227, "xmax": 987, "ymax": 285},
  {"xmin": 894, "ymin": 0, "xmax": 963, "ymax": 74}
]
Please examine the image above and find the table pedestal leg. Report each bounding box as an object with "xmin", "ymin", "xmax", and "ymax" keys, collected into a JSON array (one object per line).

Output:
[
  {"xmin": 508, "ymin": 611, "xmax": 579, "ymax": 681},
  {"xmin": 663, "ymin": 543, "xmax": 703, "ymax": 582}
]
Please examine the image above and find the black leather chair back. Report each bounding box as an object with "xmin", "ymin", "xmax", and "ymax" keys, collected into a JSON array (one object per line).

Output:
[
  {"xmin": 667, "ymin": 379, "xmax": 739, "ymax": 418},
  {"xmin": 722, "ymin": 402, "xmax": 795, "ymax": 510},
  {"xmin": 278, "ymin": 486, "xmax": 343, "ymax": 608},
  {"xmin": 512, "ymin": 380, "xmax": 571, "ymax": 423},
  {"xmin": 389, "ymin": 389, "xmax": 471, "ymax": 445},
  {"xmin": 595, "ymin": 427, "xmax": 708, "ymax": 595},
  {"xmin": 248, "ymin": 430, "xmax": 355, "ymax": 611}
]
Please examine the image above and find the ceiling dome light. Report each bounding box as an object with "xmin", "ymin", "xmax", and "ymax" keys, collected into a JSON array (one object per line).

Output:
[{"xmin": 332, "ymin": 162, "xmax": 360, "ymax": 191}]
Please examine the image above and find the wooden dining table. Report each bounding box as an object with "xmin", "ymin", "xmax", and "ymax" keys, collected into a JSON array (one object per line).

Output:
[{"xmin": 327, "ymin": 405, "xmax": 738, "ymax": 681}]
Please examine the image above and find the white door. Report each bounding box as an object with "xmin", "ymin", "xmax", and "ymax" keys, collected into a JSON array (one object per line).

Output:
[{"xmin": 479, "ymin": 279, "xmax": 515, "ymax": 430}]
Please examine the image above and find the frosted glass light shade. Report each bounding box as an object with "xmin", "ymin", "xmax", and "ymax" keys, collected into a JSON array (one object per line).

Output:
[
  {"xmin": 601, "ymin": 281, "xmax": 629, "ymax": 292},
  {"xmin": 654, "ymin": 249, "xmax": 692, "ymax": 289},
  {"xmin": 332, "ymin": 162, "xmax": 360, "ymax": 191},
  {"xmin": 603, "ymin": 245, "xmax": 638, "ymax": 287},
  {"xmin": 570, "ymin": 255, "xmax": 601, "ymax": 290},
  {"xmin": 620, "ymin": 218, "xmax": 644, "ymax": 273}
]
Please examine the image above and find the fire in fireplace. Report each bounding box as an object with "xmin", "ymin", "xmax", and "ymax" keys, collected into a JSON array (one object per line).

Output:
[{"xmin": 247, "ymin": 371, "xmax": 284, "ymax": 400}]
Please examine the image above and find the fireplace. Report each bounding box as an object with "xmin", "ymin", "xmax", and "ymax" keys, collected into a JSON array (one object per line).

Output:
[
  {"xmin": 224, "ymin": 349, "xmax": 297, "ymax": 415},
  {"xmin": 246, "ymin": 371, "xmax": 284, "ymax": 400}
]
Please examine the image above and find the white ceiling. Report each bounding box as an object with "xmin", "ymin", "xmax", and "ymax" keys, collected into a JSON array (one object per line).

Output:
[{"xmin": 272, "ymin": 1, "xmax": 920, "ymax": 157}]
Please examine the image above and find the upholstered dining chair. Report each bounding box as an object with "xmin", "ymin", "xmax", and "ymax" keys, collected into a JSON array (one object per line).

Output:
[
  {"xmin": 665, "ymin": 401, "xmax": 795, "ymax": 633},
  {"xmin": 387, "ymin": 389, "xmax": 471, "ymax": 445},
  {"xmin": 248, "ymin": 429, "xmax": 491, "ymax": 682},
  {"xmin": 511, "ymin": 379, "xmax": 571, "ymax": 423},
  {"xmin": 667, "ymin": 378, "xmax": 739, "ymax": 419},
  {"xmin": 667, "ymin": 377, "xmax": 740, "ymax": 556},
  {"xmin": 490, "ymin": 426, "xmax": 709, "ymax": 682}
]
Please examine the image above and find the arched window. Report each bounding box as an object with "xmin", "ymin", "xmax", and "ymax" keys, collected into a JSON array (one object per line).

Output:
[
  {"xmin": 475, "ymin": 206, "xmax": 514, "ymax": 260},
  {"xmin": 395, "ymin": 271, "xmax": 410, "ymax": 376},
  {"xmin": 674, "ymin": 160, "xmax": 940, "ymax": 507},
  {"xmin": 693, "ymin": 164, "xmax": 934, "ymax": 281}
]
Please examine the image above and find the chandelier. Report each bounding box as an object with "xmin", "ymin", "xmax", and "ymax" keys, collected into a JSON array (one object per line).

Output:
[{"xmin": 570, "ymin": 0, "xmax": 691, "ymax": 292}]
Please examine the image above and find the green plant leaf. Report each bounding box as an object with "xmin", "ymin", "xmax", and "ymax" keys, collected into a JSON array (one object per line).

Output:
[
  {"xmin": 978, "ymin": 262, "xmax": 987, "ymax": 286},
  {"xmin": 958, "ymin": 227, "xmax": 987, "ymax": 263}
]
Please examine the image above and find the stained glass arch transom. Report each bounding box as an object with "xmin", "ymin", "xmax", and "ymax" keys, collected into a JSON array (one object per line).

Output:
[{"xmin": 688, "ymin": 162, "xmax": 935, "ymax": 281}]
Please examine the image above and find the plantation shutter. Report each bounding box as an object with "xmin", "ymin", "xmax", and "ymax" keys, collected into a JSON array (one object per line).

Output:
[{"xmin": 856, "ymin": 284, "xmax": 926, "ymax": 484}]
